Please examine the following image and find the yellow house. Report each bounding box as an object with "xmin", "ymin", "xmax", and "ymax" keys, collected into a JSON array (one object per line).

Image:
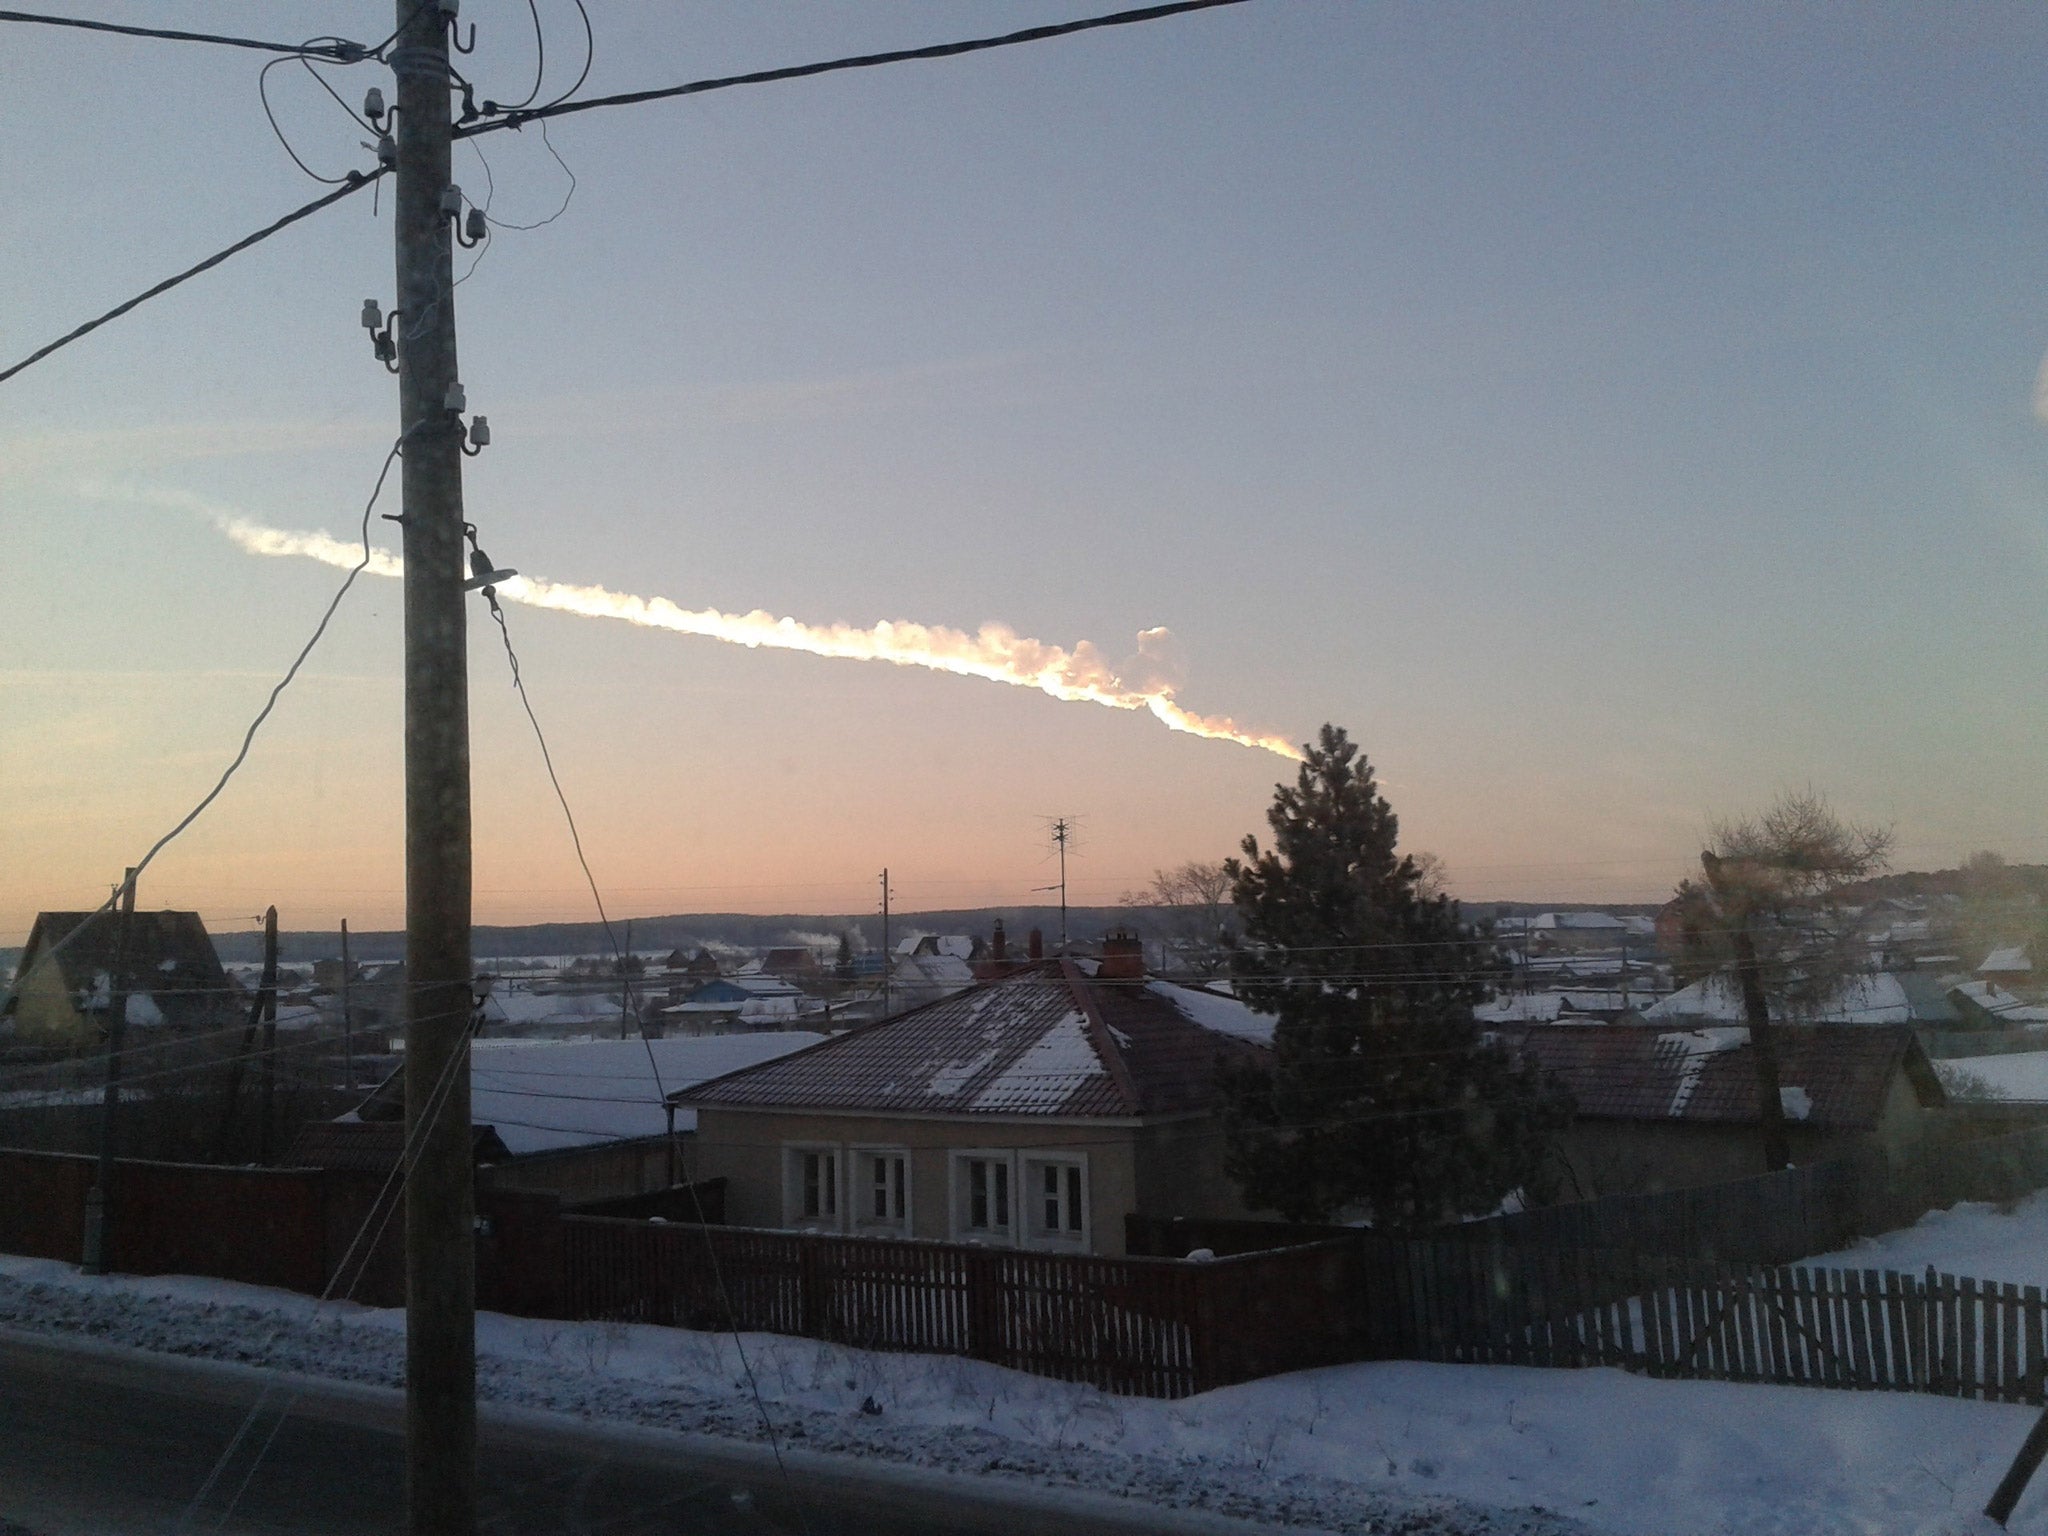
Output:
[{"xmin": 672, "ymin": 957, "xmax": 1275, "ymax": 1257}]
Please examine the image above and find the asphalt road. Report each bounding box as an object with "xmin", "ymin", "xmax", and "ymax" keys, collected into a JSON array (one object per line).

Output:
[{"xmin": 0, "ymin": 1331, "xmax": 1265, "ymax": 1536}]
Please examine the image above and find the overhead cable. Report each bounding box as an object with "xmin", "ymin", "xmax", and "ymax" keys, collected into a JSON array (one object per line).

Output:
[
  {"xmin": 463, "ymin": 0, "xmax": 1252, "ymax": 138},
  {"xmin": 0, "ymin": 172, "xmax": 383, "ymax": 387},
  {"xmin": 0, "ymin": 439, "xmax": 403, "ymax": 1020},
  {"xmin": 0, "ymin": 8, "xmax": 365, "ymax": 58}
]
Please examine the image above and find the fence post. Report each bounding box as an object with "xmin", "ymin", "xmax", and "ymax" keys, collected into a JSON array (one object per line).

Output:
[
  {"xmin": 1188, "ymin": 1260, "xmax": 1217, "ymax": 1393},
  {"xmin": 964, "ymin": 1247, "xmax": 1002, "ymax": 1364},
  {"xmin": 798, "ymin": 1233, "xmax": 827, "ymax": 1339}
]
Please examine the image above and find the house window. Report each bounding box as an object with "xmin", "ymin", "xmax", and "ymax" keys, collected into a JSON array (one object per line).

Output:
[
  {"xmin": 782, "ymin": 1145, "xmax": 842, "ymax": 1230},
  {"xmin": 951, "ymin": 1152, "xmax": 1013, "ymax": 1242},
  {"xmin": 1024, "ymin": 1156, "xmax": 1088, "ymax": 1248},
  {"xmin": 853, "ymin": 1147, "xmax": 910, "ymax": 1232}
]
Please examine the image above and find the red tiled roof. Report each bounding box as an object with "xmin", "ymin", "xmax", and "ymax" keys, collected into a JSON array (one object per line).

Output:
[
  {"xmin": 1500, "ymin": 1023, "xmax": 1940, "ymax": 1130},
  {"xmin": 672, "ymin": 959, "xmax": 1267, "ymax": 1119}
]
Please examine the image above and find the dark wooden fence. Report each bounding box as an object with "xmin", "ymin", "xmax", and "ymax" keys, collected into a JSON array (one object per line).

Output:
[
  {"xmin": 562, "ymin": 1216, "xmax": 1222, "ymax": 1396},
  {"xmin": 0, "ymin": 1147, "xmax": 329, "ymax": 1293},
  {"xmin": 1127, "ymin": 1158, "xmax": 1872, "ymax": 1268},
  {"xmin": 13, "ymin": 1122, "xmax": 2048, "ymax": 1402},
  {"xmin": 1359, "ymin": 1233, "xmax": 2048, "ymax": 1405},
  {"xmin": 1454, "ymin": 1157, "xmax": 1869, "ymax": 1265}
]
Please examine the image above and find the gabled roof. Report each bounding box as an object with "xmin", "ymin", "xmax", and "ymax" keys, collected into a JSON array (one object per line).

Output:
[
  {"xmin": 1502, "ymin": 1023, "xmax": 1942, "ymax": 1130},
  {"xmin": 672, "ymin": 959, "xmax": 1269, "ymax": 1119},
  {"xmin": 11, "ymin": 910, "xmax": 236, "ymax": 1029},
  {"xmin": 1641, "ymin": 969, "xmax": 1949, "ymax": 1025}
]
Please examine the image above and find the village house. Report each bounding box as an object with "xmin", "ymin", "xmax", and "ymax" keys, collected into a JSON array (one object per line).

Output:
[
  {"xmin": 660, "ymin": 974, "xmax": 817, "ymax": 1034},
  {"xmin": 1503, "ymin": 1022, "xmax": 1947, "ymax": 1198},
  {"xmin": 1640, "ymin": 969, "xmax": 1959, "ymax": 1028},
  {"xmin": 670, "ymin": 950, "xmax": 1275, "ymax": 1256},
  {"xmin": 3, "ymin": 909, "xmax": 242, "ymax": 1050},
  {"xmin": 1527, "ymin": 911, "xmax": 1630, "ymax": 954},
  {"xmin": 1979, "ymin": 946, "xmax": 2035, "ymax": 995},
  {"xmin": 663, "ymin": 948, "xmax": 724, "ymax": 982}
]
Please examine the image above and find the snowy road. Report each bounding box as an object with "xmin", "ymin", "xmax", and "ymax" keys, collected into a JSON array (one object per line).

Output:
[{"xmin": 0, "ymin": 1330, "xmax": 1287, "ymax": 1536}]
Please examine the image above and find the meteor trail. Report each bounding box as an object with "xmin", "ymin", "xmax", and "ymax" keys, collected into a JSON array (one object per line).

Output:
[{"xmin": 213, "ymin": 514, "xmax": 1305, "ymax": 760}]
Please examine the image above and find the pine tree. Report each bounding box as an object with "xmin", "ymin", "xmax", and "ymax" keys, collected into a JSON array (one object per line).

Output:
[{"xmin": 1222, "ymin": 724, "xmax": 1568, "ymax": 1231}]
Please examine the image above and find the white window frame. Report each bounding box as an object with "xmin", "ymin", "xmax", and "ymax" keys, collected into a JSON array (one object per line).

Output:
[
  {"xmin": 948, "ymin": 1149, "xmax": 1017, "ymax": 1245},
  {"xmin": 1021, "ymin": 1152, "xmax": 1090, "ymax": 1251},
  {"xmin": 781, "ymin": 1142, "xmax": 845, "ymax": 1232},
  {"xmin": 850, "ymin": 1144, "xmax": 912, "ymax": 1235}
]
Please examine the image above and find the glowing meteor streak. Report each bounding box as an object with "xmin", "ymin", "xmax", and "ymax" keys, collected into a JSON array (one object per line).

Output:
[{"xmin": 214, "ymin": 515, "xmax": 1304, "ymax": 760}]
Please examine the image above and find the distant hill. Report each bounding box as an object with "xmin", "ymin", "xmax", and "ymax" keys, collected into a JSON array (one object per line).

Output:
[
  {"xmin": 1837, "ymin": 864, "xmax": 2048, "ymax": 903},
  {"xmin": 6, "ymin": 895, "xmax": 1672, "ymax": 976},
  {"xmin": 199, "ymin": 906, "xmax": 1141, "ymax": 966}
]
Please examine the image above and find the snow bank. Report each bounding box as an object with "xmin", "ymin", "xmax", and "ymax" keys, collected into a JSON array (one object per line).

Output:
[
  {"xmin": 5, "ymin": 1252, "xmax": 2048, "ymax": 1533},
  {"xmin": 1805, "ymin": 1190, "xmax": 2048, "ymax": 1290}
]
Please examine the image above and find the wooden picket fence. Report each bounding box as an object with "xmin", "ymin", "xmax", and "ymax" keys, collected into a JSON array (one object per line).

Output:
[
  {"xmin": 1361, "ymin": 1233, "xmax": 2048, "ymax": 1404},
  {"xmin": 561, "ymin": 1215, "xmax": 1210, "ymax": 1397}
]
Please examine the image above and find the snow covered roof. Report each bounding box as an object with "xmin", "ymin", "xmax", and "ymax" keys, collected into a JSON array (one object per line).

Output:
[
  {"xmin": 1640, "ymin": 970, "xmax": 1952, "ymax": 1026},
  {"xmin": 354, "ymin": 1033, "xmax": 825, "ymax": 1156},
  {"xmin": 485, "ymin": 989, "xmax": 635, "ymax": 1029},
  {"xmin": 1143, "ymin": 980, "xmax": 1276, "ymax": 1045},
  {"xmin": 1934, "ymin": 1051, "xmax": 2048, "ymax": 1101},
  {"xmin": 1950, "ymin": 980, "xmax": 2048, "ymax": 1025},
  {"xmin": 675, "ymin": 960, "xmax": 1270, "ymax": 1119},
  {"xmin": 893, "ymin": 952, "xmax": 976, "ymax": 990},
  {"xmin": 1532, "ymin": 912, "xmax": 1626, "ymax": 932},
  {"xmin": 1503, "ymin": 1023, "xmax": 1940, "ymax": 1128},
  {"xmin": 1980, "ymin": 947, "xmax": 2034, "ymax": 977},
  {"xmin": 1476, "ymin": 993, "xmax": 1568, "ymax": 1024}
]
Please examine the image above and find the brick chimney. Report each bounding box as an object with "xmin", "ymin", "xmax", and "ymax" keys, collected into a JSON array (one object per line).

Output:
[
  {"xmin": 1027, "ymin": 927, "xmax": 1044, "ymax": 960},
  {"xmin": 1099, "ymin": 926, "xmax": 1144, "ymax": 981},
  {"xmin": 990, "ymin": 919, "xmax": 1007, "ymax": 963}
]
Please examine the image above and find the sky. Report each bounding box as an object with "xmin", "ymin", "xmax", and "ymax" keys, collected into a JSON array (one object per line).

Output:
[{"xmin": 3, "ymin": 1, "xmax": 2047, "ymax": 944}]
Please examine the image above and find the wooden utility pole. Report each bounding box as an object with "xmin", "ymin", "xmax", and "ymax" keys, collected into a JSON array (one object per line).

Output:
[
  {"xmin": 391, "ymin": 3, "xmax": 477, "ymax": 1529},
  {"xmin": 81, "ymin": 868, "xmax": 137, "ymax": 1275},
  {"xmin": 619, "ymin": 917, "xmax": 634, "ymax": 1039},
  {"xmin": 879, "ymin": 867, "xmax": 891, "ymax": 1016},
  {"xmin": 257, "ymin": 906, "xmax": 279, "ymax": 1164},
  {"xmin": 340, "ymin": 918, "xmax": 356, "ymax": 1093},
  {"xmin": 1051, "ymin": 818, "xmax": 1071, "ymax": 953}
]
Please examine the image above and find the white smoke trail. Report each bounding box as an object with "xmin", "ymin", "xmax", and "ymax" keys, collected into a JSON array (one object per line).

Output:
[{"xmin": 212, "ymin": 514, "xmax": 1304, "ymax": 760}]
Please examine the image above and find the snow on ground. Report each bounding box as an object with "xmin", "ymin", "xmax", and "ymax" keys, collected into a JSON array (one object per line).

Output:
[
  {"xmin": 1805, "ymin": 1189, "xmax": 2048, "ymax": 1289},
  {"xmin": 3, "ymin": 1252, "xmax": 2045, "ymax": 1535}
]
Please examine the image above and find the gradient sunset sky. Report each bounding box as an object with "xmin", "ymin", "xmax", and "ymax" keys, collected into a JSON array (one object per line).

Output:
[{"xmin": 4, "ymin": 1, "xmax": 2046, "ymax": 944}]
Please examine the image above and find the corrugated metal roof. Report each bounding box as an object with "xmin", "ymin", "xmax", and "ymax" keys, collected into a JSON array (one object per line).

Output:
[
  {"xmin": 673, "ymin": 960, "xmax": 1268, "ymax": 1118},
  {"xmin": 1502, "ymin": 1023, "xmax": 1937, "ymax": 1130}
]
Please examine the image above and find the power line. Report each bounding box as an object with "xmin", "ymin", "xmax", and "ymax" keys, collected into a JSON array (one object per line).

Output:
[
  {"xmin": 461, "ymin": 0, "xmax": 1252, "ymax": 138},
  {"xmin": 0, "ymin": 439, "xmax": 403, "ymax": 1024},
  {"xmin": 484, "ymin": 591, "xmax": 810, "ymax": 1531},
  {"xmin": 5, "ymin": 2, "xmax": 1254, "ymax": 391},
  {"xmin": 0, "ymin": 9, "xmax": 366, "ymax": 59},
  {"xmin": 0, "ymin": 173, "xmax": 382, "ymax": 387}
]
